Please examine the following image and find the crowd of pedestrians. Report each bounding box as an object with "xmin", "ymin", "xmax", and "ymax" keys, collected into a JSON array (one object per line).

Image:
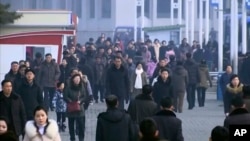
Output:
[{"xmin": 1, "ymin": 34, "xmax": 250, "ymax": 141}]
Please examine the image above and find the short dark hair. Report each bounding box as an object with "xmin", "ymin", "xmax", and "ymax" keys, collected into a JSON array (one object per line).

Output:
[
  {"xmin": 45, "ymin": 53, "xmax": 52, "ymax": 57},
  {"xmin": 211, "ymin": 126, "xmax": 229, "ymax": 141},
  {"xmin": 231, "ymin": 96, "xmax": 244, "ymax": 108},
  {"xmin": 186, "ymin": 53, "xmax": 192, "ymax": 59},
  {"xmin": 160, "ymin": 97, "xmax": 173, "ymax": 108},
  {"xmin": 160, "ymin": 68, "xmax": 169, "ymax": 74},
  {"xmin": 1, "ymin": 79, "xmax": 12, "ymax": 87},
  {"xmin": 140, "ymin": 118, "xmax": 158, "ymax": 138},
  {"xmin": 105, "ymin": 95, "xmax": 118, "ymax": 108},
  {"xmin": 142, "ymin": 85, "xmax": 153, "ymax": 95},
  {"xmin": 114, "ymin": 56, "xmax": 122, "ymax": 61},
  {"xmin": 11, "ymin": 61, "xmax": 19, "ymax": 65},
  {"xmin": 57, "ymin": 82, "xmax": 64, "ymax": 88}
]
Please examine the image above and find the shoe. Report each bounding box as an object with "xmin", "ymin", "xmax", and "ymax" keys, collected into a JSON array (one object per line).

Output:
[{"xmin": 100, "ymin": 99, "xmax": 104, "ymax": 103}]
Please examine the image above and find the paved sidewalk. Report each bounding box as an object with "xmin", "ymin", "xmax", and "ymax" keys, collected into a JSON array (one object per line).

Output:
[{"xmin": 49, "ymin": 93, "xmax": 225, "ymax": 141}]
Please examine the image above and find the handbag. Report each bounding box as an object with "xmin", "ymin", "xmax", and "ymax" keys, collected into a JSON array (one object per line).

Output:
[{"xmin": 67, "ymin": 92, "xmax": 81, "ymax": 112}]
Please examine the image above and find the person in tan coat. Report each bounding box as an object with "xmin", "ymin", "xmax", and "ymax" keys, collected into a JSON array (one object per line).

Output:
[
  {"xmin": 23, "ymin": 106, "xmax": 61, "ymax": 141},
  {"xmin": 197, "ymin": 60, "xmax": 212, "ymax": 107}
]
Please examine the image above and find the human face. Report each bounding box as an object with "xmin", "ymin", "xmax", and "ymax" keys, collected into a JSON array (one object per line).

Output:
[
  {"xmin": 107, "ymin": 49, "xmax": 112, "ymax": 54},
  {"xmin": 0, "ymin": 120, "xmax": 7, "ymax": 135},
  {"xmin": 59, "ymin": 83, "xmax": 65, "ymax": 90},
  {"xmin": 99, "ymin": 49, "xmax": 105, "ymax": 54},
  {"xmin": 11, "ymin": 63, "xmax": 19, "ymax": 73},
  {"xmin": 226, "ymin": 66, "xmax": 232, "ymax": 74},
  {"xmin": 26, "ymin": 72, "xmax": 35, "ymax": 81},
  {"xmin": 62, "ymin": 59, "xmax": 67, "ymax": 66},
  {"xmin": 34, "ymin": 110, "xmax": 48, "ymax": 126},
  {"xmin": 81, "ymin": 46, "xmax": 86, "ymax": 52},
  {"xmin": 25, "ymin": 62, "xmax": 30, "ymax": 68},
  {"xmin": 2, "ymin": 82, "xmax": 12, "ymax": 95},
  {"xmin": 231, "ymin": 77, "xmax": 240, "ymax": 87},
  {"xmin": 161, "ymin": 71, "xmax": 169, "ymax": 81},
  {"xmin": 45, "ymin": 55, "xmax": 52, "ymax": 63},
  {"xmin": 114, "ymin": 58, "xmax": 122, "ymax": 68},
  {"xmin": 19, "ymin": 67, "xmax": 26, "ymax": 76},
  {"xmin": 159, "ymin": 60, "xmax": 166, "ymax": 67},
  {"xmin": 73, "ymin": 76, "xmax": 81, "ymax": 85},
  {"xmin": 137, "ymin": 64, "xmax": 142, "ymax": 70}
]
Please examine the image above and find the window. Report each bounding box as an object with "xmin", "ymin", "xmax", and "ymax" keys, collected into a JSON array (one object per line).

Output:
[
  {"xmin": 72, "ymin": 0, "xmax": 82, "ymax": 18},
  {"xmin": 89, "ymin": 0, "xmax": 95, "ymax": 18},
  {"xmin": 157, "ymin": 0, "xmax": 171, "ymax": 18},
  {"xmin": 197, "ymin": 0, "xmax": 206, "ymax": 18},
  {"xmin": 101, "ymin": 0, "xmax": 111, "ymax": 18},
  {"xmin": 174, "ymin": 9, "xmax": 178, "ymax": 18},
  {"xmin": 43, "ymin": 0, "xmax": 52, "ymax": 9},
  {"xmin": 137, "ymin": 0, "xmax": 150, "ymax": 18}
]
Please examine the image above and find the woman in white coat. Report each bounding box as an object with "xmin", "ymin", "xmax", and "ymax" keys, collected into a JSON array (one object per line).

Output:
[{"xmin": 23, "ymin": 106, "xmax": 61, "ymax": 141}]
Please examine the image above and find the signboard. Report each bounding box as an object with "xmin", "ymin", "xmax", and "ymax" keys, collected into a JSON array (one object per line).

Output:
[{"xmin": 210, "ymin": 0, "xmax": 218, "ymax": 7}]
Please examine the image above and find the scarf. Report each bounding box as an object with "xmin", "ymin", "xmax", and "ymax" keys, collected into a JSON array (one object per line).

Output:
[{"xmin": 134, "ymin": 68, "xmax": 144, "ymax": 89}]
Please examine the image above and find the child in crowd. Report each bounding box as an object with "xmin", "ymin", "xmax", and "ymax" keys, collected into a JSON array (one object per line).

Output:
[
  {"xmin": 0, "ymin": 116, "xmax": 17, "ymax": 141},
  {"xmin": 53, "ymin": 82, "xmax": 67, "ymax": 132}
]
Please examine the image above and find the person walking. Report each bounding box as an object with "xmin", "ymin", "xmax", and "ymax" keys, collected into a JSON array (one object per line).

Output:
[
  {"xmin": 23, "ymin": 106, "xmax": 61, "ymax": 141},
  {"xmin": 96, "ymin": 95, "xmax": 134, "ymax": 141},
  {"xmin": 130, "ymin": 62, "xmax": 148, "ymax": 100},
  {"xmin": 172, "ymin": 61, "xmax": 188, "ymax": 113},
  {"xmin": 38, "ymin": 53, "xmax": 61, "ymax": 111},
  {"xmin": 64, "ymin": 74, "xmax": 86, "ymax": 141},
  {"xmin": 106, "ymin": 56, "xmax": 130, "ymax": 109},
  {"xmin": 197, "ymin": 60, "xmax": 212, "ymax": 107},
  {"xmin": 0, "ymin": 79, "xmax": 26, "ymax": 138}
]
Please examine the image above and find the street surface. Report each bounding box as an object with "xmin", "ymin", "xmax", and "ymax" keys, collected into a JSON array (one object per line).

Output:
[{"xmin": 49, "ymin": 91, "xmax": 224, "ymax": 141}]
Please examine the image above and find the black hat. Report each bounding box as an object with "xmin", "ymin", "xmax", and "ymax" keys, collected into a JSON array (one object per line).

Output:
[{"xmin": 25, "ymin": 68, "xmax": 35, "ymax": 75}]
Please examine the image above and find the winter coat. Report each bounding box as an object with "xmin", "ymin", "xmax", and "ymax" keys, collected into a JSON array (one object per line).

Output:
[
  {"xmin": 126, "ymin": 48, "xmax": 137, "ymax": 59},
  {"xmin": 38, "ymin": 61, "xmax": 61, "ymax": 87},
  {"xmin": 63, "ymin": 83, "xmax": 86, "ymax": 117},
  {"xmin": 93, "ymin": 63, "xmax": 105, "ymax": 86},
  {"xmin": 128, "ymin": 94, "xmax": 158, "ymax": 124},
  {"xmin": 141, "ymin": 50, "xmax": 151, "ymax": 63},
  {"xmin": 197, "ymin": 64, "xmax": 212, "ymax": 88},
  {"xmin": 31, "ymin": 59, "xmax": 43, "ymax": 75},
  {"xmin": 4, "ymin": 71, "xmax": 18, "ymax": 83},
  {"xmin": 130, "ymin": 71, "xmax": 148, "ymax": 92},
  {"xmin": 224, "ymin": 108, "xmax": 250, "ymax": 129},
  {"xmin": 23, "ymin": 119, "xmax": 61, "ymax": 141},
  {"xmin": 153, "ymin": 77, "xmax": 173, "ymax": 105},
  {"xmin": 13, "ymin": 74, "xmax": 25, "ymax": 93},
  {"xmin": 0, "ymin": 131, "xmax": 18, "ymax": 141},
  {"xmin": 96, "ymin": 108, "xmax": 134, "ymax": 141},
  {"xmin": 106, "ymin": 64, "xmax": 130, "ymax": 98},
  {"xmin": 152, "ymin": 110, "xmax": 184, "ymax": 141},
  {"xmin": 159, "ymin": 46, "xmax": 168, "ymax": 60},
  {"xmin": 52, "ymin": 90, "xmax": 66, "ymax": 113},
  {"xmin": 59, "ymin": 64, "xmax": 70, "ymax": 83},
  {"xmin": 184, "ymin": 59, "xmax": 199, "ymax": 85},
  {"xmin": 172, "ymin": 66, "xmax": 188, "ymax": 92},
  {"xmin": 224, "ymin": 84, "xmax": 244, "ymax": 113},
  {"xmin": 220, "ymin": 73, "xmax": 233, "ymax": 95},
  {"xmin": 148, "ymin": 46, "xmax": 157, "ymax": 62},
  {"xmin": 64, "ymin": 55, "xmax": 78, "ymax": 70},
  {"xmin": 78, "ymin": 63, "xmax": 94, "ymax": 89},
  {"xmin": 18, "ymin": 79, "xmax": 44, "ymax": 120},
  {"xmin": 0, "ymin": 91, "xmax": 26, "ymax": 136}
]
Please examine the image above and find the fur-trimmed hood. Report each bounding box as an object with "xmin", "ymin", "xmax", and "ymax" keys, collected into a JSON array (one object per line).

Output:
[
  {"xmin": 226, "ymin": 84, "xmax": 244, "ymax": 94},
  {"xmin": 24, "ymin": 119, "xmax": 59, "ymax": 140}
]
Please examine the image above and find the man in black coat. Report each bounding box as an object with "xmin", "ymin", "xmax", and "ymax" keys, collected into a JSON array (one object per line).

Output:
[
  {"xmin": 96, "ymin": 95, "xmax": 134, "ymax": 141},
  {"xmin": 152, "ymin": 97, "xmax": 184, "ymax": 141},
  {"xmin": 224, "ymin": 96, "xmax": 250, "ymax": 129},
  {"xmin": 184, "ymin": 53, "xmax": 199, "ymax": 109},
  {"xmin": 153, "ymin": 68, "xmax": 173, "ymax": 106},
  {"xmin": 0, "ymin": 79, "xmax": 26, "ymax": 137},
  {"xmin": 128, "ymin": 84, "xmax": 158, "ymax": 124},
  {"xmin": 18, "ymin": 68, "xmax": 44, "ymax": 120},
  {"xmin": 106, "ymin": 56, "xmax": 130, "ymax": 109}
]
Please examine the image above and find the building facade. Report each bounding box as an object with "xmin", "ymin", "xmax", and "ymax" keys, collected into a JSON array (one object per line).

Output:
[{"xmin": 1, "ymin": 0, "xmax": 230, "ymax": 44}]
